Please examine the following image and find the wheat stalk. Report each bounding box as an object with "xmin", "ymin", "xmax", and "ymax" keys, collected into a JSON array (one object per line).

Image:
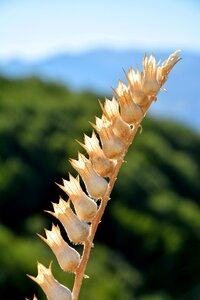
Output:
[{"xmin": 26, "ymin": 51, "xmax": 181, "ymax": 300}]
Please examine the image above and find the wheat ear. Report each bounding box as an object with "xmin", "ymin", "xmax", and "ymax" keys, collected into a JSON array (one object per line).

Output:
[{"xmin": 27, "ymin": 51, "xmax": 181, "ymax": 300}]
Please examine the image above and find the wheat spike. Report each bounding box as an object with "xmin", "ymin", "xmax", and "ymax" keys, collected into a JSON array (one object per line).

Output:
[{"xmin": 27, "ymin": 51, "xmax": 181, "ymax": 300}]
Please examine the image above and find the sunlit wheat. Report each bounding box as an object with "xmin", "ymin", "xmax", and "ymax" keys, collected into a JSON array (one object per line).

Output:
[{"xmin": 27, "ymin": 50, "xmax": 181, "ymax": 300}]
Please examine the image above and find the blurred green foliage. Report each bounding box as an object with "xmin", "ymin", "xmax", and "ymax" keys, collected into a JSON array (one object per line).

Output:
[{"xmin": 0, "ymin": 76, "xmax": 200, "ymax": 299}]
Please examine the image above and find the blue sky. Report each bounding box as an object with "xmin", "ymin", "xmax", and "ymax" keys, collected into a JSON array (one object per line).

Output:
[{"xmin": 0, "ymin": 0, "xmax": 199, "ymax": 59}]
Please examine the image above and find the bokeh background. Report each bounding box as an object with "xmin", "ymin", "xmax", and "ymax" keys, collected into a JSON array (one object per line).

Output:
[{"xmin": 0, "ymin": 0, "xmax": 200, "ymax": 299}]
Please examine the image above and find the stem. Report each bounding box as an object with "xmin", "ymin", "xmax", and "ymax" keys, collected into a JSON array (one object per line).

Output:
[{"xmin": 72, "ymin": 101, "xmax": 153, "ymax": 300}]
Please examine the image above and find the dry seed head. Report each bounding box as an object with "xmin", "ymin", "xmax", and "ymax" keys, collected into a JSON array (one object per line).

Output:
[
  {"xmin": 157, "ymin": 50, "xmax": 181, "ymax": 85},
  {"xmin": 102, "ymin": 97, "xmax": 131, "ymax": 140},
  {"xmin": 115, "ymin": 79, "xmax": 128, "ymax": 97},
  {"xmin": 38, "ymin": 224, "xmax": 80, "ymax": 272},
  {"xmin": 27, "ymin": 51, "xmax": 181, "ymax": 300},
  {"xmin": 93, "ymin": 116, "xmax": 124, "ymax": 159},
  {"xmin": 70, "ymin": 153, "xmax": 108, "ymax": 199},
  {"xmin": 126, "ymin": 68, "xmax": 147, "ymax": 105},
  {"xmin": 48, "ymin": 198, "xmax": 90, "ymax": 244},
  {"xmin": 101, "ymin": 97, "xmax": 119, "ymax": 120},
  {"xmin": 59, "ymin": 174, "xmax": 97, "ymax": 222},
  {"xmin": 95, "ymin": 115, "xmax": 110, "ymax": 128},
  {"xmin": 82, "ymin": 132, "xmax": 102, "ymax": 156},
  {"xmin": 27, "ymin": 262, "xmax": 72, "ymax": 300},
  {"xmin": 112, "ymin": 115, "xmax": 131, "ymax": 141},
  {"xmin": 115, "ymin": 81, "xmax": 144, "ymax": 124},
  {"xmin": 82, "ymin": 132, "xmax": 115, "ymax": 177},
  {"xmin": 142, "ymin": 53, "xmax": 160, "ymax": 96},
  {"xmin": 100, "ymin": 126, "xmax": 124, "ymax": 159}
]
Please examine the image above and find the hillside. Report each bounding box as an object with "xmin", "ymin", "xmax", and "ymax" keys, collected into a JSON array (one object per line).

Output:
[
  {"xmin": 0, "ymin": 77, "xmax": 200, "ymax": 299},
  {"xmin": 0, "ymin": 49, "xmax": 200, "ymax": 130}
]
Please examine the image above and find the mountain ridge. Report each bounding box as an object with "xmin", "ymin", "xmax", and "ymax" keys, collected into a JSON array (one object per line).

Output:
[{"xmin": 0, "ymin": 48, "xmax": 199, "ymax": 130}]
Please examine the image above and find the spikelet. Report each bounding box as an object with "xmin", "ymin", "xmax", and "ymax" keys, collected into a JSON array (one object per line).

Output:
[
  {"xmin": 92, "ymin": 116, "xmax": 125, "ymax": 159},
  {"xmin": 142, "ymin": 53, "xmax": 160, "ymax": 97},
  {"xmin": 114, "ymin": 80, "xmax": 144, "ymax": 124},
  {"xmin": 157, "ymin": 50, "xmax": 181, "ymax": 85},
  {"xmin": 27, "ymin": 262, "xmax": 72, "ymax": 300},
  {"xmin": 70, "ymin": 153, "xmax": 108, "ymax": 199},
  {"xmin": 28, "ymin": 51, "xmax": 181, "ymax": 300},
  {"xmin": 37, "ymin": 224, "xmax": 80, "ymax": 272},
  {"xmin": 126, "ymin": 67, "xmax": 147, "ymax": 105},
  {"xmin": 100, "ymin": 97, "xmax": 131, "ymax": 140},
  {"xmin": 79, "ymin": 131, "xmax": 115, "ymax": 177},
  {"xmin": 57, "ymin": 174, "xmax": 97, "ymax": 222},
  {"xmin": 46, "ymin": 198, "xmax": 90, "ymax": 244}
]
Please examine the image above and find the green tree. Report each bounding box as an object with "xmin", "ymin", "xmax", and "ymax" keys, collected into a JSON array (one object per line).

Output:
[{"xmin": 0, "ymin": 76, "xmax": 200, "ymax": 299}]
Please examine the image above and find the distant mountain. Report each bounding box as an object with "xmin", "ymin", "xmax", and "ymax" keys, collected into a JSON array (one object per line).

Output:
[{"xmin": 0, "ymin": 49, "xmax": 199, "ymax": 130}]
